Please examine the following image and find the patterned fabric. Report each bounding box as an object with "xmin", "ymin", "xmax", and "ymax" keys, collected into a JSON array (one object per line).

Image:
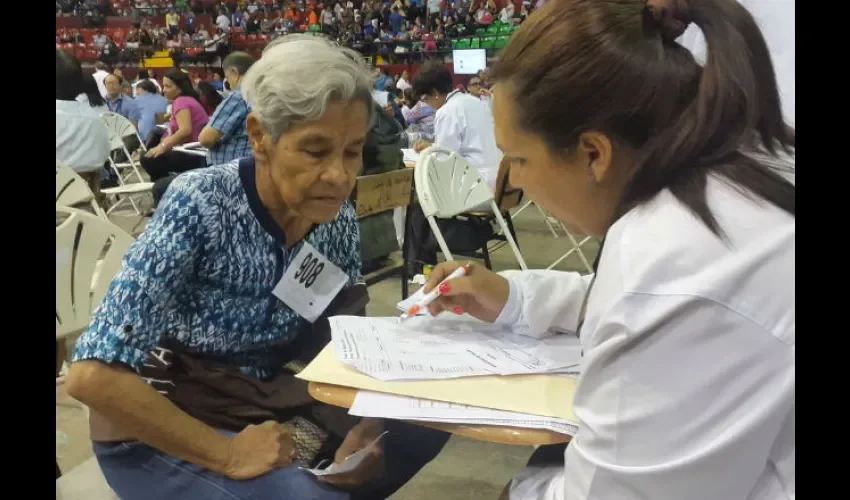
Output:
[
  {"xmin": 73, "ymin": 158, "xmax": 363, "ymax": 380},
  {"xmin": 206, "ymin": 89, "xmax": 252, "ymax": 166}
]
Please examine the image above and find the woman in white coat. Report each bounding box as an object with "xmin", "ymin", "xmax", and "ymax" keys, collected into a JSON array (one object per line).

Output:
[{"xmin": 423, "ymin": 0, "xmax": 795, "ymax": 499}]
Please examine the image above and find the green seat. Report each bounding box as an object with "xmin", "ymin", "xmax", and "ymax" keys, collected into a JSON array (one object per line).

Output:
[
  {"xmin": 494, "ymin": 35, "xmax": 510, "ymax": 49},
  {"xmin": 499, "ymin": 24, "xmax": 513, "ymax": 34},
  {"xmin": 475, "ymin": 27, "xmax": 486, "ymax": 36},
  {"xmin": 512, "ymin": 25, "xmax": 520, "ymax": 32},
  {"xmin": 455, "ymin": 38, "xmax": 471, "ymax": 50},
  {"xmin": 470, "ymin": 38, "xmax": 480, "ymax": 49},
  {"xmin": 481, "ymin": 37, "xmax": 496, "ymax": 49},
  {"xmin": 308, "ymin": 24, "xmax": 321, "ymax": 32},
  {"xmin": 486, "ymin": 24, "xmax": 500, "ymax": 35},
  {"xmin": 457, "ymin": 24, "xmax": 466, "ymax": 32}
]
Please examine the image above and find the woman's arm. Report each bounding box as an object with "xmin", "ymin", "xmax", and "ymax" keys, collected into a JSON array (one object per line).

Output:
[
  {"xmin": 496, "ymin": 270, "xmax": 594, "ymax": 338},
  {"xmin": 159, "ymin": 107, "xmax": 193, "ymax": 149},
  {"xmin": 509, "ymin": 294, "xmax": 794, "ymax": 500},
  {"xmin": 67, "ymin": 362, "xmax": 231, "ymax": 473},
  {"xmin": 67, "ymin": 177, "xmax": 230, "ymax": 473}
]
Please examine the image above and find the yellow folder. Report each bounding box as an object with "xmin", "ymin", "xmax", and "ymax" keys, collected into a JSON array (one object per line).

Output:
[{"xmin": 296, "ymin": 344, "xmax": 579, "ymax": 421}]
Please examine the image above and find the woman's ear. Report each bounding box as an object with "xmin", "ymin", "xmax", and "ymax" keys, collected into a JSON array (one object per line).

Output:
[
  {"xmin": 246, "ymin": 114, "xmax": 271, "ymax": 163},
  {"xmin": 577, "ymin": 131, "xmax": 614, "ymax": 184}
]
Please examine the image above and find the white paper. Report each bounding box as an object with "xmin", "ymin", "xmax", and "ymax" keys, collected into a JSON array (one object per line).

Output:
[
  {"xmin": 272, "ymin": 242, "xmax": 349, "ymax": 323},
  {"xmin": 301, "ymin": 431, "xmax": 388, "ymax": 477},
  {"xmin": 350, "ymin": 391, "xmax": 578, "ymax": 436},
  {"xmin": 330, "ymin": 316, "xmax": 582, "ymax": 381},
  {"xmin": 401, "ymin": 148, "xmax": 420, "ymax": 165},
  {"xmin": 396, "ymin": 286, "xmax": 429, "ymax": 316},
  {"xmin": 371, "ymin": 90, "xmax": 389, "ymax": 107}
]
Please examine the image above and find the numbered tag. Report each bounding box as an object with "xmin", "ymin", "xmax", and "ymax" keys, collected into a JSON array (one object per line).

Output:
[{"xmin": 272, "ymin": 242, "xmax": 349, "ymax": 323}]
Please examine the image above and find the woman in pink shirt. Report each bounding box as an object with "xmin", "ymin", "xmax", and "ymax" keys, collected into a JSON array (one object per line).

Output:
[{"xmin": 141, "ymin": 68, "xmax": 209, "ymax": 186}]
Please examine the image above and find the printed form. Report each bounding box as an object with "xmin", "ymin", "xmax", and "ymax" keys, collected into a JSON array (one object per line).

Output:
[
  {"xmin": 329, "ymin": 316, "xmax": 582, "ymax": 381},
  {"xmin": 350, "ymin": 391, "xmax": 579, "ymax": 436}
]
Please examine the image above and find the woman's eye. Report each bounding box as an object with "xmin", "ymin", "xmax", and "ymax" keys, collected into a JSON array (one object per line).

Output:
[
  {"xmin": 345, "ymin": 149, "xmax": 363, "ymax": 158},
  {"xmin": 305, "ymin": 150, "xmax": 329, "ymax": 158}
]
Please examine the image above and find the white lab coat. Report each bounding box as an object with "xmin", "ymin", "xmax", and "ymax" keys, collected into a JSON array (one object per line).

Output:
[
  {"xmin": 678, "ymin": 0, "xmax": 795, "ymax": 126},
  {"xmin": 502, "ymin": 170, "xmax": 795, "ymax": 499},
  {"xmin": 434, "ymin": 90, "xmax": 502, "ymax": 191}
]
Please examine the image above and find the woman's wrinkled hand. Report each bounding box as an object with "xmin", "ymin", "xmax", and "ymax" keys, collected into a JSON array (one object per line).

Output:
[
  {"xmin": 223, "ymin": 421, "xmax": 296, "ymax": 480},
  {"xmin": 423, "ymin": 262, "xmax": 510, "ymax": 323}
]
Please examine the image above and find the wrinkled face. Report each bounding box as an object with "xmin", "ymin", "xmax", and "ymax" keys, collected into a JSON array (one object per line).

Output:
[
  {"xmin": 493, "ymin": 86, "xmax": 615, "ymax": 237},
  {"xmin": 249, "ymin": 99, "xmax": 371, "ymax": 223}
]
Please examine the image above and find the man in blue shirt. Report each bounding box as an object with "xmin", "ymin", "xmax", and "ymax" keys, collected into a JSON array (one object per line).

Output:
[
  {"xmin": 198, "ymin": 51, "xmax": 255, "ymax": 165},
  {"xmin": 104, "ymin": 73, "xmax": 141, "ymax": 127},
  {"xmin": 389, "ymin": 6, "xmax": 404, "ymax": 34},
  {"xmin": 133, "ymin": 79, "xmax": 169, "ymax": 144}
]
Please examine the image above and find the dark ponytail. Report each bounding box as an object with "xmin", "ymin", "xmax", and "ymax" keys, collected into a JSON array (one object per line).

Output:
[
  {"xmin": 626, "ymin": 0, "xmax": 794, "ymax": 234},
  {"xmin": 492, "ymin": 0, "xmax": 794, "ymax": 238}
]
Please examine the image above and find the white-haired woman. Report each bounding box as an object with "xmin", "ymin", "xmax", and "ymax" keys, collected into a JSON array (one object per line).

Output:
[{"xmin": 66, "ymin": 35, "xmax": 449, "ymax": 500}]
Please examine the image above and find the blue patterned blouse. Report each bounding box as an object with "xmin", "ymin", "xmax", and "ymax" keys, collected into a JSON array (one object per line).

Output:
[{"xmin": 72, "ymin": 158, "xmax": 363, "ymax": 379}]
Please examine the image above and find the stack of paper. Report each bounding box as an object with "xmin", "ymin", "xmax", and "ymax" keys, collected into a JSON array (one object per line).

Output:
[
  {"xmin": 401, "ymin": 148, "xmax": 420, "ymax": 165},
  {"xmin": 350, "ymin": 391, "xmax": 578, "ymax": 436},
  {"xmin": 329, "ymin": 315, "xmax": 582, "ymax": 381}
]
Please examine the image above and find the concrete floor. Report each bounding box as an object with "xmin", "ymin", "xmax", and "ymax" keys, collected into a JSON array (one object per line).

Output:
[{"xmin": 56, "ymin": 204, "xmax": 598, "ymax": 499}]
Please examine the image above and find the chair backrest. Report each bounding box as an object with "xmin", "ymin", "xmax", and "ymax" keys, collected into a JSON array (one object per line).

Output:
[
  {"xmin": 56, "ymin": 160, "xmax": 107, "ymax": 219},
  {"xmin": 56, "ymin": 206, "xmax": 135, "ymax": 340},
  {"xmin": 353, "ymin": 168, "xmax": 415, "ymax": 218},
  {"xmin": 492, "ymin": 156, "xmax": 523, "ymax": 212},
  {"xmin": 415, "ymin": 146, "xmax": 494, "ymax": 218},
  {"xmin": 101, "ymin": 111, "xmax": 138, "ymax": 152}
]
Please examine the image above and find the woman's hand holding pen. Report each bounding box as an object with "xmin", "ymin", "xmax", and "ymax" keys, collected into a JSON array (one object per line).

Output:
[{"xmin": 422, "ymin": 262, "xmax": 510, "ymax": 323}]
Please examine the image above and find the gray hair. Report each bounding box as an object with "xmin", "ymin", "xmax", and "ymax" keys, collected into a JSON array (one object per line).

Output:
[{"xmin": 240, "ymin": 35, "xmax": 376, "ymax": 141}]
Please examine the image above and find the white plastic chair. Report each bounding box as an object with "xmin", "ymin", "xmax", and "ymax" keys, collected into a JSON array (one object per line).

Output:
[
  {"xmin": 56, "ymin": 160, "xmax": 107, "ymax": 220},
  {"xmin": 56, "ymin": 206, "xmax": 135, "ymax": 342},
  {"xmin": 101, "ymin": 113, "xmax": 155, "ymax": 215},
  {"xmin": 101, "ymin": 111, "xmax": 147, "ymax": 183},
  {"xmin": 414, "ymin": 146, "xmax": 527, "ymax": 270}
]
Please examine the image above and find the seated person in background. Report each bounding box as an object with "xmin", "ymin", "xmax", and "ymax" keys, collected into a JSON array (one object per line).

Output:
[
  {"xmin": 134, "ymin": 79, "xmax": 169, "ymax": 144},
  {"xmin": 412, "ymin": 60, "xmax": 501, "ymax": 190},
  {"xmin": 400, "ymin": 87, "xmax": 435, "ymax": 144},
  {"xmin": 141, "ymin": 68, "xmax": 209, "ymax": 200},
  {"xmin": 407, "ymin": 60, "xmax": 503, "ymax": 273},
  {"xmin": 198, "ymin": 51, "xmax": 255, "ymax": 165},
  {"xmin": 56, "ymin": 50, "xmax": 110, "ymax": 190},
  {"xmin": 66, "ymin": 35, "xmax": 449, "ymax": 500},
  {"xmin": 197, "ymin": 81, "xmax": 224, "ymax": 116},
  {"xmin": 424, "ymin": 0, "xmax": 795, "ymax": 498},
  {"xmin": 104, "ymin": 73, "xmax": 142, "ymax": 153},
  {"xmin": 132, "ymin": 68, "xmax": 162, "ymax": 94}
]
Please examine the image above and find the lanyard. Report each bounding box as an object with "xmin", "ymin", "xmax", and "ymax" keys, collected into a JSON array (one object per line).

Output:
[
  {"xmin": 108, "ymin": 97, "xmax": 122, "ymax": 115},
  {"xmin": 575, "ymin": 238, "xmax": 605, "ymax": 338}
]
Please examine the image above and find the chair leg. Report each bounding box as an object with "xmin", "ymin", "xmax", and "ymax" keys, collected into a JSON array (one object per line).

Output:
[
  {"xmin": 504, "ymin": 212, "xmax": 520, "ymax": 250},
  {"xmin": 481, "ymin": 241, "xmax": 492, "ymax": 270}
]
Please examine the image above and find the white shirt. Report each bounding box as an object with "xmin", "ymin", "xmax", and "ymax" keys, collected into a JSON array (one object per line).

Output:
[
  {"xmin": 501, "ymin": 171, "xmax": 795, "ymax": 500},
  {"xmin": 678, "ymin": 0, "xmax": 794, "ymax": 126},
  {"xmin": 216, "ymin": 14, "xmax": 231, "ymax": 30},
  {"xmin": 434, "ymin": 91, "xmax": 502, "ymax": 190},
  {"xmin": 56, "ymin": 99, "xmax": 111, "ymax": 174},
  {"xmin": 92, "ymin": 69, "xmax": 110, "ymax": 99}
]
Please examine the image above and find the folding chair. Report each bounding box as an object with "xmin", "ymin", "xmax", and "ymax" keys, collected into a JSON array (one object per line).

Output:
[
  {"xmin": 55, "ymin": 160, "xmax": 107, "ymax": 220},
  {"xmin": 101, "ymin": 112, "xmax": 154, "ymax": 215},
  {"xmin": 414, "ymin": 146, "xmax": 527, "ymax": 270}
]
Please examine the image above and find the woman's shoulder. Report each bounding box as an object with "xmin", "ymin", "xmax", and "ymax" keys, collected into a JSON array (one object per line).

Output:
[
  {"xmin": 604, "ymin": 177, "xmax": 794, "ymax": 335},
  {"xmin": 163, "ymin": 162, "xmax": 243, "ymax": 210}
]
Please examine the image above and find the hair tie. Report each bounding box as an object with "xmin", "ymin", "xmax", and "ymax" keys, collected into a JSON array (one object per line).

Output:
[{"xmin": 646, "ymin": 0, "xmax": 691, "ymax": 41}]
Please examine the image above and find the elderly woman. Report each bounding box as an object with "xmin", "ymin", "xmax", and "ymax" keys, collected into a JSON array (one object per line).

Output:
[{"xmin": 67, "ymin": 35, "xmax": 449, "ymax": 500}]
